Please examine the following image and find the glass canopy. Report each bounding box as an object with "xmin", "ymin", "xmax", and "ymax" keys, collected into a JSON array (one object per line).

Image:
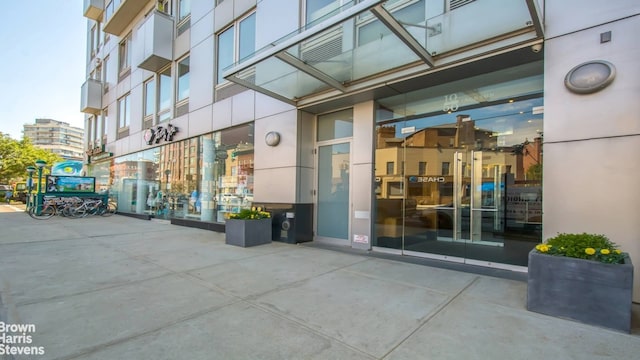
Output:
[{"xmin": 223, "ymin": 0, "xmax": 543, "ymax": 104}]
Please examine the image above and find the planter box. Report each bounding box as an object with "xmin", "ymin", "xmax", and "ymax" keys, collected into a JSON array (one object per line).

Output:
[
  {"xmin": 527, "ymin": 249, "xmax": 633, "ymax": 333},
  {"xmin": 225, "ymin": 218, "xmax": 272, "ymax": 247}
]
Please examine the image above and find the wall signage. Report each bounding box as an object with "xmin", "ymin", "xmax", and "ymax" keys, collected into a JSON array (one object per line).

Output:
[
  {"xmin": 408, "ymin": 176, "xmax": 446, "ymax": 183},
  {"xmin": 144, "ymin": 123, "xmax": 179, "ymax": 145},
  {"xmin": 86, "ymin": 144, "xmax": 105, "ymax": 156},
  {"xmin": 564, "ymin": 60, "xmax": 615, "ymax": 94}
]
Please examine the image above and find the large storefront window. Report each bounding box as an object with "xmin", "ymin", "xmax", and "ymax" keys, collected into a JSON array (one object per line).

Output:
[
  {"xmin": 93, "ymin": 124, "xmax": 254, "ymax": 222},
  {"xmin": 373, "ymin": 62, "xmax": 543, "ymax": 267}
]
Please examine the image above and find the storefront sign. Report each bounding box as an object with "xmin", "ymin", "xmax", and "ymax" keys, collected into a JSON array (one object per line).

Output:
[
  {"xmin": 408, "ymin": 176, "xmax": 446, "ymax": 183},
  {"xmin": 144, "ymin": 123, "xmax": 179, "ymax": 145},
  {"xmin": 89, "ymin": 151, "xmax": 113, "ymax": 163},
  {"xmin": 86, "ymin": 144, "xmax": 105, "ymax": 156}
]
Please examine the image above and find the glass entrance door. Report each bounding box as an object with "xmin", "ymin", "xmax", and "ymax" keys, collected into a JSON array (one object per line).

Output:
[
  {"xmin": 374, "ymin": 98, "xmax": 543, "ymax": 267},
  {"xmin": 316, "ymin": 142, "xmax": 350, "ymax": 242}
]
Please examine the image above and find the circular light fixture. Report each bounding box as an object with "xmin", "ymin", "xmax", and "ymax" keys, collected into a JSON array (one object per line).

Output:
[
  {"xmin": 35, "ymin": 160, "xmax": 46, "ymax": 169},
  {"xmin": 565, "ymin": 60, "xmax": 615, "ymax": 94},
  {"xmin": 265, "ymin": 131, "xmax": 281, "ymax": 147},
  {"xmin": 26, "ymin": 166, "xmax": 36, "ymax": 174}
]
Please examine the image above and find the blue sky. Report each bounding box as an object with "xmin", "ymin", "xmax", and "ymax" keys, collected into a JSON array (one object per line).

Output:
[{"xmin": 0, "ymin": 1, "xmax": 86, "ymax": 140}]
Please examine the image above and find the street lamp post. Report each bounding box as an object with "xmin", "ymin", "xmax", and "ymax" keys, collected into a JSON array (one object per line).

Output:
[
  {"xmin": 25, "ymin": 166, "xmax": 36, "ymax": 209},
  {"xmin": 34, "ymin": 160, "xmax": 46, "ymax": 213}
]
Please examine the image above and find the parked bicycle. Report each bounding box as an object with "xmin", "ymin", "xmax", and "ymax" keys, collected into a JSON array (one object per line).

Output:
[{"xmin": 27, "ymin": 196, "xmax": 116, "ymax": 220}]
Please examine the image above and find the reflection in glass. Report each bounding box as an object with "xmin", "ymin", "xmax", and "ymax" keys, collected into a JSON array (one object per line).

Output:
[
  {"xmin": 100, "ymin": 124, "xmax": 255, "ymax": 223},
  {"xmin": 374, "ymin": 78, "xmax": 543, "ymax": 266}
]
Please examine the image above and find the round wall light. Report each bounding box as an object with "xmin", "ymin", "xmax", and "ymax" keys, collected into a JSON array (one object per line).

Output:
[
  {"xmin": 265, "ymin": 131, "xmax": 281, "ymax": 147},
  {"xmin": 564, "ymin": 60, "xmax": 616, "ymax": 94}
]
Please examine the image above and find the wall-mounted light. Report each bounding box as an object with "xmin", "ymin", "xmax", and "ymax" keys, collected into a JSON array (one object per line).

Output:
[
  {"xmin": 265, "ymin": 131, "xmax": 281, "ymax": 147},
  {"xmin": 565, "ymin": 60, "xmax": 616, "ymax": 94}
]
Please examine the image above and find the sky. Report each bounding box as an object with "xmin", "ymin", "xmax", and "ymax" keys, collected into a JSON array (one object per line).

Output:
[{"xmin": 0, "ymin": 1, "xmax": 87, "ymax": 140}]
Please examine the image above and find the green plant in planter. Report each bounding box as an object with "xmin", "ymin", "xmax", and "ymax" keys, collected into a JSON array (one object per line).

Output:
[
  {"xmin": 229, "ymin": 207, "xmax": 271, "ymax": 220},
  {"xmin": 535, "ymin": 233, "xmax": 625, "ymax": 264}
]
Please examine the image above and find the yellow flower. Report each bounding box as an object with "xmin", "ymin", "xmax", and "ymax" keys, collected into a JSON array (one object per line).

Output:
[
  {"xmin": 585, "ymin": 248, "xmax": 596, "ymax": 255},
  {"xmin": 535, "ymin": 244, "xmax": 549, "ymax": 252},
  {"xmin": 614, "ymin": 249, "xmax": 621, "ymax": 254},
  {"xmin": 600, "ymin": 249, "xmax": 610, "ymax": 255},
  {"xmin": 251, "ymin": 206, "xmax": 256, "ymax": 211}
]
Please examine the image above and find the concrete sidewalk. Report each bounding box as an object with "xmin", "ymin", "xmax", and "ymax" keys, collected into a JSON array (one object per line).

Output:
[{"xmin": 0, "ymin": 212, "xmax": 639, "ymax": 360}]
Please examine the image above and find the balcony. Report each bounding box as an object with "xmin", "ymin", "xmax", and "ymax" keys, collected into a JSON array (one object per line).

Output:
[
  {"xmin": 80, "ymin": 79, "xmax": 103, "ymax": 114},
  {"xmin": 138, "ymin": 10, "xmax": 174, "ymax": 72},
  {"xmin": 83, "ymin": 0, "xmax": 104, "ymax": 21},
  {"xmin": 103, "ymin": 0, "xmax": 149, "ymax": 36}
]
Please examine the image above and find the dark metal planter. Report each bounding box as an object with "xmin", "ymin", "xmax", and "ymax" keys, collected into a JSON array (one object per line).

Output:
[
  {"xmin": 526, "ymin": 250, "xmax": 634, "ymax": 333},
  {"xmin": 225, "ymin": 218, "xmax": 272, "ymax": 247}
]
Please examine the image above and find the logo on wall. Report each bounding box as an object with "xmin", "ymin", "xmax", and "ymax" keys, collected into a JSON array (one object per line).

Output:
[{"xmin": 144, "ymin": 123, "xmax": 179, "ymax": 145}]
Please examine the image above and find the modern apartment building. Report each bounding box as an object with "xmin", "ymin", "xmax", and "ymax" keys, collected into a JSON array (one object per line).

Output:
[
  {"xmin": 80, "ymin": 0, "xmax": 640, "ymax": 301},
  {"xmin": 23, "ymin": 118, "xmax": 84, "ymax": 160}
]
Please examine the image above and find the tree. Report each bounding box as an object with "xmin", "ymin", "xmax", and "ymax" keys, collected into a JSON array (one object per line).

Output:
[{"xmin": 0, "ymin": 133, "xmax": 62, "ymax": 183}]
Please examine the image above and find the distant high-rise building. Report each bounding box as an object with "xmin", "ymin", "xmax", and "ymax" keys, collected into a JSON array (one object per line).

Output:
[{"xmin": 23, "ymin": 118, "xmax": 84, "ymax": 161}]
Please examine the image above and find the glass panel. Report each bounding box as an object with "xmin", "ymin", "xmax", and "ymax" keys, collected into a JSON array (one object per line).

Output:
[
  {"xmin": 235, "ymin": 58, "xmax": 332, "ymax": 99},
  {"xmin": 106, "ymin": 125, "xmax": 255, "ymax": 223},
  {"xmin": 217, "ymin": 26, "xmax": 234, "ymax": 83},
  {"xmin": 239, "ymin": 13, "xmax": 256, "ymax": 61},
  {"xmin": 423, "ymin": 0, "xmax": 531, "ymax": 55},
  {"xmin": 317, "ymin": 143, "xmax": 350, "ymax": 239},
  {"xmin": 374, "ymin": 62, "xmax": 542, "ymax": 265},
  {"xmin": 177, "ymin": 57, "xmax": 190, "ymax": 101},
  {"xmin": 317, "ymin": 108, "xmax": 353, "ymax": 141},
  {"xmin": 179, "ymin": 0, "xmax": 191, "ymax": 21},
  {"xmin": 144, "ymin": 79, "xmax": 155, "ymax": 117},
  {"xmin": 159, "ymin": 66, "xmax": 171, "ymax": 114}
]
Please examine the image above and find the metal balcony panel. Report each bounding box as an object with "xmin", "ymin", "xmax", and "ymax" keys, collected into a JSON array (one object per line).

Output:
[
  {"xmin": 81, "ymin": 79, "xmax": 103, "ymax": 114},
  {"xmin": 83, "ymin": 0, "xmax": 104, "ymax": 21},
  {"xmin": 224, "ymin": 0, "xmax": 541, "ymax": 104},
  {"xmin": 138, "ymin": 11, "xmax": 174, "ymax": 72},
  {"xmin": 103, "ymin": 0, "xmax": 149, "ymax": 36}
]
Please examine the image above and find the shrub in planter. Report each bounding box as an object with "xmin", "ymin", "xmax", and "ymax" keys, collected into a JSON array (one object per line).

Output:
[
  {"xmin": 225, "ymin": 207, "xmax": 272, "ymax": 247},
  {"xmin": 527, "ymin": 233, "xmax": 633, "ymax": 333}
]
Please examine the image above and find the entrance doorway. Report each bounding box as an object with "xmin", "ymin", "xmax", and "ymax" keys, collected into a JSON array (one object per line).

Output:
[
  {"xmin": 316, "ymin": 142, "xmax": 351, "ymax": 243},
  {"xmin": 374, "ymin": 98, "xmax": 543, "ymax": 268}
]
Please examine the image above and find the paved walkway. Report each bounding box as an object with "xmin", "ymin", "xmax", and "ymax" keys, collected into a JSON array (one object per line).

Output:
[{"xmin": 0, "ymin": 211, "xmax": 639, "ymax": 360}]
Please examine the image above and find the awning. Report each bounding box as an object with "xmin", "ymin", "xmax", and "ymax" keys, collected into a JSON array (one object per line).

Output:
[{"xmin": 223, "ymin": 0, "xmax": 543, "ymax": 105}]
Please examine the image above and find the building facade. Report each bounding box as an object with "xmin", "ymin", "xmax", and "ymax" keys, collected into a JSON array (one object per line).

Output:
[
  {"xmin": 23, "ymin": 118, "xmax": 85, "ymax": 161},
  {"xmin": 80, "ymin": 0, "xmax": 640, "ymax": 301}
]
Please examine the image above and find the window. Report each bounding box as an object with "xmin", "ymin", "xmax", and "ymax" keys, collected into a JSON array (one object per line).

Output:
[
  {"xmin": 177, "ymin": 56, "xmax": 190, "ymax": 102},
  {"xmin": 177, "ymin": 0, "xmax": 191, "ymax": 34},
  {"xmin": 118, "ymin": 94, "xmax": 130, "ymax": 128},
  {"xmin": 158, "ymin": 66, "xmax": 172, "ymax": 121},
  {"xmin": 441, "ymin": 162, "xmax": 450, "ymax": 176},
  {"xmin": 118, "ymin": 33, "xmax": 131, "ymax": 75},
  {"xmin": 158, "ymin": 0, "xmax": 171, "ymax": 14},
  {"xmin": 98, "ymin": 110, "xmax": 105, "ymax": 143},
  {"xmin": 216, "ymin": 12, "xmax": 255, "ymax": 84},
  {"xmin": 103, "ymin": 56, "xmax": 110, "ymax": 93},
  {"xmin": 90, "ymin": 24, "xmax": 97, "ymax": 58},
  {"xmin": 144, "ymin": 78, "xmax": 156, "ymax": 119},
  {"xmin": 317, "ymin": 108, "xmax": 353, "ymax": 141},
  {"xmin": 418, "ymin": 161, "xmax": 427, "ymax": 175},
  {"xmin": 386, "ymin": 162, "xmax": 394, "ymax": 175}
]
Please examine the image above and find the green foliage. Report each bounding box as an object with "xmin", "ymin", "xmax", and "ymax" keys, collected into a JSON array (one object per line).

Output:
[
  {"xmin": 535, "ymin": 233, "xmax": 625, "ymax": 264},
  {"xmin": 0, "ymin": 133, "xmax": 62, "ymax": 183},
  {"xmin": 229, "ymin": 207, "xmax": 271, "ymax": 220}
]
